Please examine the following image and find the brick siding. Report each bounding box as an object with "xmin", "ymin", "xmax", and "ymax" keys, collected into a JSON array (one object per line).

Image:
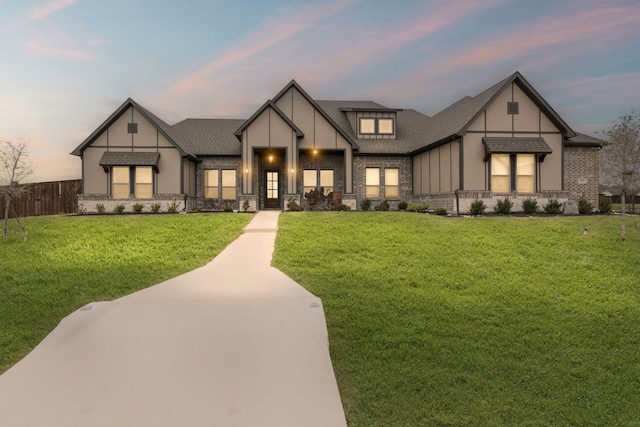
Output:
[
  {"xmin": 353, "ymin": 155, "xmax": 412, "ymax": 210},
  {"xmin": 563, "ymin": 146, "xmax": 600, "ymax": 207}
]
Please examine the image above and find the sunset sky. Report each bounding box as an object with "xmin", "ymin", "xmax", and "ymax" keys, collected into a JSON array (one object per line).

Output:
[{"xmin": 1, "ymin": 0, "xmax": 639, "ymax": 182}]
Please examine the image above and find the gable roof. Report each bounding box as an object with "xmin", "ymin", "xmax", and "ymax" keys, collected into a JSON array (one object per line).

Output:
[
  {"xmin": 234, "ymin": 99, "xmax": 304, "ymax": 140},
  {"xmin": 71, "ymin": 98, "xmax": 191, "ymax": 157},
  {"xmin": 410, "ymin": 71, "xmax": 578, "ymax": 154},
  {"xmin": 269, "ymin": 80, "xmax": 359, "ymax": 149}
]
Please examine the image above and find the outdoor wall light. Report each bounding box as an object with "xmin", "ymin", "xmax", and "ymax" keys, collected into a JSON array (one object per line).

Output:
[
  {"xmin": 244, "ymin": 168, "xmax": 249, "ymax": 174},
  {"xmin": 313, "ymin": 149, "xmax": 318, "ymax": 155},
  {"xmin": 290, "ymin": 168, "xmax": 295, "ymax": 174},
  {"xmin": 268, "ymin": 154, "xmax": 274, "ymax": 163}
]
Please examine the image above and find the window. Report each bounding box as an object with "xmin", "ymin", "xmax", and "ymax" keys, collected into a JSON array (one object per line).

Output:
[
  {"xmin": 365, "ymin": 168, "xmax": 380, "ymax": 198},
  {"xmin": 384, "ymin": 168, "xmax": 399, "ymax": 198},
  {"xmin": 304, "ymin": 170, "xmax": 334, "ymax": 196},
  {"xmin": 378, "ymin": 119, "xmax": 394, "ymax": 135},
  {"xmin": 303, "ymin": 170, "xmax": 317, "ymax": 195},
  {"xmin": 360, "ymin": 118, "xmax": 376, "ymax": 134},
  {"xmin": 221, "ymin": 170, "xmax": 236, "ymax": 199},
  {"xmin": 516, "ymin": 154, "xmax": 535, "ymax": 193},
  {"xmin": 204, "ymin": 170, "xmax": 219, "ymax": 198},
  {"xmin": 320, "ymin": 170, "xmax": 334, "ymax": 196},
  {"xmin": 112, "ymin": 166, "xmax": 130, "ymax": 199},
  {"xmin": 492, "ymin": 154, "xmax": 536, "ymax": 193},
  {"xmin": 359, "ymin": 118, "xmax": 395, "ymax": 136},
  {"xmin": 135, "ymin": 166, "xmax": 153, "ymax": 198},
  {"xmin": 491, "ymin": 154, "xmax": 511, "ymax": 193}
]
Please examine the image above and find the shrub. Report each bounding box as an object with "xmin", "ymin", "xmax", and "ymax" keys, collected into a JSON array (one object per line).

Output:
[
  {"xmin": 543, "ymin": 198, "xmax": 563, "ymax": 214},
  {"xmin": 522, "ymin": 198, "xmax": 538, "ymax": 215},
  {"xmin": 287, "ymin": 199, "xmax": 303, "ymax": 211},
  {"xmin": 95, "ymin": 203, "xmax": 105, "ymax": 214},
  {"xmin": 599, "ymin": 197, "xmax": 613, "ymax": 214},
  {"xmin": 578, "ymin": 197, "xmax": 593, "ymax": 215},
  {"xmin": 77, "ymin": 204, "xmax": 86, "ymax": 214},
  {"xmin": 494, "ymin": 197, "xmax": 513, "ymax": 215},
  {"xmin": 150, "ymin": 202, "xmax": 161, "ymax": 214},
  {"xmin": 167, "ymin": 199, "xmax": 180, "ymax": 213},
  {"xmin": 132, "ymin": 203, "xmax": 144, "ymax": 214},
  {"xmin": 223, "ymin": 205, "xmax": 233, "ymax": 212},
  {"xmin": 113, "ymin": 204, "xmax": 125, "ymax": 214},
  {"xmin": 397, "ymin": 201, "xmax": 408, "ymax": 211},
  {"xmin": 330, "ymin": 203, "xmax": 351, "ymax": 211},
  {"xmin": 434, "ymin": 208, "xmax": 447, "ymax": 216},
  {"xmin": 374, "ymin": 199, "xmax": 390, "ymax": 211},
  {"xmin": 192, "ymin": 206, "xmax": 202, "ymax": 213},
  {"xmin": 407, "ymin": 202, "xmax": 429, "ymax": 213},
  {"xmin": 361, "ymin": 198, "xmax": 372, "ymax": 211},
  {"xmin": 469, "ymin": 199, "xmax": 485, "ymax": 215}
]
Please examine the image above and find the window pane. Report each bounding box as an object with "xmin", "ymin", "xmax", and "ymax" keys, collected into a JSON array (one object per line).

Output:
[
  {"xmin": 113, "ymin": 184, "xmax": 129, "ymax": 199},
  {"xmin": 385, "ymin": 168, "xmax": 399, "ymax": 186},
  {"xmin": 222, "ymin": 187, "xmax": 236, "ymax": 200},
  {"xmin": 378, "ymin": 119, "xmax": 394, "ymax": 134},
  {"xmin": 136, "ymin": 184, "xmax": 152, "ymax": 198},
  {"xmin": 517, "ymin": 176, "xmax": 534, "ymax": 193},
  {"xmin": 303, "ymin": 170, "xmax": 317, "ymax": 187},
  {"xmin": 366, "ymin": 186, "xmax": 380, "ymax": 198},
  {"xmin": 492, "ymin": 176, "xmax": 510, "ymax": 193},
  {"xmin": 112, "ymin": 166, "xmax": 129, "ymax": 183},
  {"xmin": 205, "ymin": 187, "xmax": 218, "ymax": 198},
  {"xmin": 491, "ymin": 154, "xmax": 510, "ymax": 175},
  {"xmin": 366, "ymin": 168, "xmax": 380, "ymax": 186},
  {"xmin": 517, "ymin": 154, "xmax": 534, "ymax": 175},
  {"xmin": 360, "ymin": 118, "xmax": 375, "ymax": 134},
  {"xmin": 221, "ymin": 170, "xmax": 235, "ymax": 187},
  {"xmin": 320, "ymin": 170, "xmax": 334, "ymax": 195},
  {"xmin": 136, "ymin": 166, "xmax": 152, "ymax": 184}
]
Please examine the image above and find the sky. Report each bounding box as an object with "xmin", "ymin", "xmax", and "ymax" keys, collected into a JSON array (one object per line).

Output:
[{"xmin": 0, "ymin": 0, "xmax": 639, "ymax": 183}]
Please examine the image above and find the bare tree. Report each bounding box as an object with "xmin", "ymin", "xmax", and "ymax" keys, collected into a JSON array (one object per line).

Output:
[
  {"xmin": 0, "ymin": 139, "xmax": 33, "ymax": 240},
  {"xmin": 600, "ymin": 109, "xmax": 640, "ymax": 241}
]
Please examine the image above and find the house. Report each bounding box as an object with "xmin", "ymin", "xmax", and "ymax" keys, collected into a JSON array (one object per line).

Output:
[{"xmin": 72, "ymin": 71, "xmax": 602, "ymax": 213}]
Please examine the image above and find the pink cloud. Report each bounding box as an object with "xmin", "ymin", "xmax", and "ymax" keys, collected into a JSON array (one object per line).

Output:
[
  {"xmin": 26, "ymin": 40, "xmax": 93, "ymax": 59},
  {"xmin": 29, "ymin": 0, "xmax": 79, "ymax": 21}
]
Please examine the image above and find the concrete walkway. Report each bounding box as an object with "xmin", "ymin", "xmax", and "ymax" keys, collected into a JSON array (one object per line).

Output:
[{"xmin": 0, "ymin": 211, "xmax": 347, "ymax": 427}]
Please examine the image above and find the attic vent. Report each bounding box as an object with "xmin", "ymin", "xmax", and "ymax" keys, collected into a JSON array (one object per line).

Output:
[
  {"xmin": 507, "ymin": 102, "xmax": 519, "ymax": 115},
  {"xmin": 128, "ymin": 123, "xmax": 138, "ymax": 133}
]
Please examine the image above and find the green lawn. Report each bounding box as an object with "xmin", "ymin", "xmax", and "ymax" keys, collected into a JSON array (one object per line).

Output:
[
  {"xmin": 272, "ymin": 213, "xmax": 640, "ymax": 426},
  {"xmin": 0, "ymin": 213, "xmax": 251, "ymax": 373}
]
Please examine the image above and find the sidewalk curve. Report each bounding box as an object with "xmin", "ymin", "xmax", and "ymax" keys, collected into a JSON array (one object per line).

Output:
[{"xmin": 0, "ymin": 211, "xmax": 347, "ymax": 427}]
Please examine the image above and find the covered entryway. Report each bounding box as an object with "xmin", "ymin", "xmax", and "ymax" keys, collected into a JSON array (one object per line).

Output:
[{"xmin": 265, "ymin": 170, "xmax": 280, "ymax": 209}]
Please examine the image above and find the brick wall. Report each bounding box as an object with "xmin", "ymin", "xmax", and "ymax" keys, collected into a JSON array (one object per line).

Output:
[
  {"xmin": 563, "ymin": 146, "xmax": 599, "ymax": 207},
  {"xmin": 353, "ymin": 155, "xmax": 412, "ymax": 210},
  {"xmin": 194, "ymin": 157, "xmax": 242, "ymax": 211}
]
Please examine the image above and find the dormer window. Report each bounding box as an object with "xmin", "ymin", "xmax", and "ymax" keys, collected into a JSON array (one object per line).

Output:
[
  {"xmin": 360, "ymin": 118, "xmax": 376, "ymax": 134},
  {"xmin": 359, "ymin": 117, "xmax": 395, "ymax": 136}
]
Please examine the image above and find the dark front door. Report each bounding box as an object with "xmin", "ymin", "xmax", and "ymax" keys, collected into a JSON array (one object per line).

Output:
[{"xmin": 265, "ymin": 171, "xmax": 280, "ymax": 209}]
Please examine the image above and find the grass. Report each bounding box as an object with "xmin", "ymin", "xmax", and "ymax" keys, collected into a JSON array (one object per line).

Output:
[
  {"xmin": 0, "ymin": 213, "xmax": 251, "ymax": 374},
  {"xmin": 272, "ymin": 212, "xmax": 640, "ymax": 426}
]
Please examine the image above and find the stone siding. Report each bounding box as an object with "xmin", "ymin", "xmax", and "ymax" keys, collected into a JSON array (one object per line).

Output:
[
  {"xmin": 78, "ymin": 194, "xmax": 185, "ymax": 213},
  {"xmin": 563, "ymin": 146, "xmax": 599, "ymax": 208}
]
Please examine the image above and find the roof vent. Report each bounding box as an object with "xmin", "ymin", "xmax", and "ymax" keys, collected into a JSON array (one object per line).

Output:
[
  {"xmin": 128, "ymin": 123, "xmax": 138, "ymax": 133},
  {"xmin": 507, "ymin": 102, "xmax": 519, "ymax": 115}
]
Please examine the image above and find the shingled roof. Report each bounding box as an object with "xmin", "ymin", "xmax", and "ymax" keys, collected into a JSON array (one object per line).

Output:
[{"xmin": 172, "ymin": 119, "xmax": 245, "ymax": 156}]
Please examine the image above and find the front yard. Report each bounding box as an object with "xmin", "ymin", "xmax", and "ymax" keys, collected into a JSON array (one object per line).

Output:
[
  {"xmin": 0, "ymin": 214, "xmax": 251, "ymax": 373},
  {"xmin": 273, "ymin": 213, "xmax": 640, "ymax": 426}
]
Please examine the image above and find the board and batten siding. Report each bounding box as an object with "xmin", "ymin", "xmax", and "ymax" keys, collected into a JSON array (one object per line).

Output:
[
  {"xmin": 463, "ymin": 82, "xmax": 563, "ymax": 192},
  {"xmin": 412, "ymin": 141, "xmax": 460, "ymax": 195},
  {"xmin": 274, "ymin": 87, "xmax": 353, "ymax": 193},
  {"xmin": 81, "ymin": 106, "xmax": 183, "ymax": 196}
]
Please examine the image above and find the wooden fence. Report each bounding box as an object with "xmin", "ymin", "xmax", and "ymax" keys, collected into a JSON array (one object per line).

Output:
[{"xmin": 0, "ymin": 179, "xmax": 81, "ymax": 218}]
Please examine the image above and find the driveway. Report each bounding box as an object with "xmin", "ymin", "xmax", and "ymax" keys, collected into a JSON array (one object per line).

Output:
[{"xmin": 0, "ymin": 211, "xmax": 347, "ymax": 427}]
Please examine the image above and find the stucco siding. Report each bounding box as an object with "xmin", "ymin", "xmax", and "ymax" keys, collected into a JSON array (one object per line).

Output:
[
  {"xmin": 513, "ymin": 85, "xmax": 540, "ymax": 130},
  {"xmin": 132, "ymin": 108, "xmax": 157, "ymax": 147},
  {"xmin": 156, "ymin": 148, "xmax": 181, "ymax": 194},
  {"xmin": 462, "ymin": 133, "xmax": 486, "ymax": 190},
  {"xmin": 246, "ymin": 110, "xmax": 270, "ymax": 148},
  {"xmin": 539, "ymin": 133, "xmax": 563, "ymax": 190},
  {"xmin": 83, "ymin": 147, "xmax": 108, "ymax": 194},
  {"xmin": 485, "ymin": 88, "xmax": 512, "ymax": 132}
]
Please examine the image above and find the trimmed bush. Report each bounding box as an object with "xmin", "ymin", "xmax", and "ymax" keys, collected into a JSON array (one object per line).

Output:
[
  {"xmin": 434, "ymin": 208, "xmax": 447, "ymax": 216},
  {"xmin": 578, "ymin": 197, "xmax": 593, "ymax": 215},
  {"xmin": 494, "ymin": 197, "xmax": 513, "ymax": 215},
  {"xmin": 543, "ymin": 198, "xmax": 563, "ymax": 214},
  {"xmin": 223, "ymin": 205, "xmax": 233, "ymax": 212},
  {"xmin": 407, "ymin": 202, "xmax": 429, "ymax": 213},
  {"xmin": 599, "ymin": 197, "xmax": 613, "ymax": 214},
  {"xmin": 95, "ymin": 203, "xmax": 105, "ymax": 214},
  {"xmin": 150, "ymin": 202, "xmax": 161, "ymax": 214},
  {"xmin": 113, "ymin": 204, "xmax": 125, "ymax": 214},
  {"xmin": 287, "ymin": 200, "xmax": 303, "ymax": 211},
  {"xmin": 330, "ymin": 203, "xmax": 351, "ymax": 211},
  {"xmin": 397, "ymin": 201, "xmax": 408, "ymax": 211},
  {"xmin": 361, "ymin": 198, "xmax": 372, "ymax": 211},
  {"xmin": 374, "ymin": 199, "xmax": 390, "ymax": 211},
  {"xmin": 167, "ymin": 200, "xmax": 180, "ymax": 213},
  {"xmin": 522, "ymin": 198, "xmax": 538, "ymax": 215},
  {"xmin": 469, "ymin": 199, "xmax": 486, "ymax": 216},
  {"xmin": 132, "ymin": 203, "xmax": 144, "ymax": 214}
]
